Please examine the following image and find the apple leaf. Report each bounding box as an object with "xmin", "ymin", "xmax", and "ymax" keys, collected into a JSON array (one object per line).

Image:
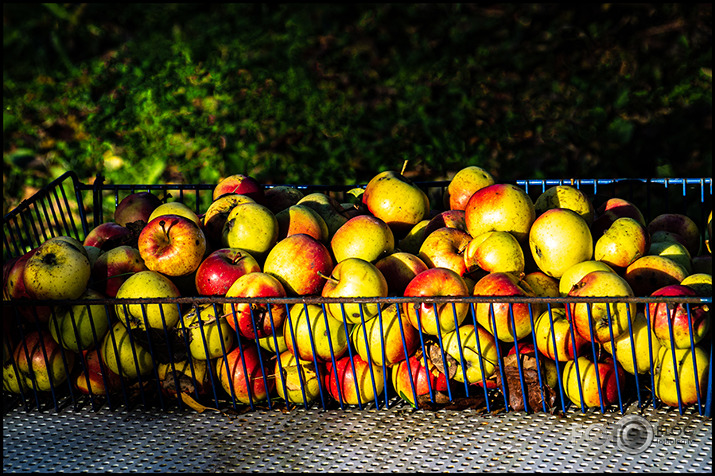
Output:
[{"xmin": 346, "ymin": 187, "xmax": 365, "ymax": 199}]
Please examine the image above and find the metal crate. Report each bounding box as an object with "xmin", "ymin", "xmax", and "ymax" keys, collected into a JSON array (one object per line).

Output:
[{"xmin": 2, "ymin": 173, "xmax": 712, "ymax": 420}]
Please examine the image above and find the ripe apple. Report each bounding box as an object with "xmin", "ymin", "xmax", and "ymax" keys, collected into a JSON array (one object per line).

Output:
[
  {"xmin": 263, "ymin": 234, "xmax": 334, "ymax": 296},
  {"xmin": 12, "ymin": 330, "xmax": 75, "ymax": 392},
  {"xmin": 443, "ymin": 165, "xmax": 495, "ymax": 211},
  {"xmin": 591, "ymin": 197, "xmax": 646, "ymax": 240},
  {"xmin": 397, "ymin": 219, "xmax": 431, "ymax": 255},
  {"xmin": 24, "ymin": 236, "xmax": 91, "ymax": 300},
  {"xmin": 296, "ymin": 192, "xmax": 349, "ymax": 239},
  {"xmin": 274, "ymin": 349, "xmax": 323, "ymax": 405},
  {"xmin": 138, "ymin": 214, "xmax": 207, "ymax": 277},
  {"xmin": 362, "ymin": 170, "xmax": 430, "ymax": 239},
  {"xmin": 257, "ymin": 319, "xmax": 289, "ymax": 355},
  {"xmin": 391, "ymin": 352, "xmax": 448, "ymax": 407},
  {"xmin": 322, "ymin": 257, "xmax": 388, "ymax": 325},
  {"xmin": 375, "ymin": 252, "xmax": 429, "ymax": 296},
  {"xmin": 148, "ymin": 201, "xmax": 202, "ymax": 227},
  {"xmin": 194, "ymin": 248, "xmax": 260, "ymax": 296},
  {"xmin": 202, "ymin": 193, "xmax": 256, "ymax": 247},
  {"xmin": 223, "ymin": 271, "xmax": 288, "ymax": 340},
  {"xmin": 213, "ymin": 173, "xmax": 264, "ymax": 202},
  {"xmin": 324, "ymin": 354, "xmax": 385, "ymax": 406},
  {"xmin": 216, "ymin": 343, "xmax": 273, "ymax": 405},
  {"xmin": 83, "ymin": 222, "xmax": 133, "ymax": 251},
  {"xmin": 264, "ymin": 185, "xmax": 305, "ymax": 213},
  {"xmin": 330, "ymin": 214, "xmax": 395, "ymax": 263},
  {"xmin": 177, "ymin": 303, "xmax": 235, "ymax": 360},
  {"xmin": 534, "ymin": 185, "xmax": 595, "ymax": 225},
  {"xmin": 602, "ymin": 312, "xmax": 660, "ymax": 375},
  {"xmin": 403, "ymin": 267, "xmax": 470, "ymax": 336},
  {"xmin": 558, "ymin": 260, "xmax": 615, "ymax": 297},
  {"xmin": 472, "ymin": 272, "xmax": 542, "ymax": 343},
  {"xmin": 648, "ymin": 284, "xmax": 710, "ymax": 349},
  {"xmin": 4, "ymin": 248, "xmax": 52, "ymax": 324},
  {"xmin": 91, "ymin": 245, "xmax": 148, "ymax": 297},
  {"xmin": 523, "ymin": 271, "xmax": 560, "ymax": 298},
  {"xmin": 654, "ymin": 345, "xmax": 709, "ymax": 407},
  {"xmin": 440, "ymin": 323, "xmax": 499, "ymax": 385},
  {"xmin": 418, "ymin": 227, "xmax": 472, "ymax": 277},
  {"xmin": 647, "ymin": 213, "xmax": 701, "ymax": 257},
  {"xmin": 624, "ymin": 255, "xmax": 689, "ymax": 296},
  {"xmin": 221, "ymin": 202, "xmax": 278, "ymax": 262},
  {"xmin": 115, "ymin": 270, "xmax": 182, "ymax": 331},
  {"xmin": 275, "ymin": 203, "xmax": 329, "ymax": 243},
  {"xmin": 464, "ymin": 231, "xmax": 525, "ymax": 275},
  {"xmin": 528, "ymin": 208, "xmax": 593, "ymax": 279},
  {"xmin": 594, "ymin": 217, "xmax": 649, "ymax": 269},
  {"xmin": 75, "ymin": 348, "xmax": 122, "ymax": 396},
  {"xmin": 3, "ymin": 359, "xmax": 29, "ymax": 394},
  {"xmin": 350, "ymin": 304, "xmax": 419, "ymax": 368},
  {"xmin": 648, "ymin": 240, "xmax": 692, "ymax": 274},
  {"xmin": 422, "ymin": 210, "xmax": 467, "ymax": 240},
  {"xmin": 562, "ymin": 356, "xmax": 625, "ymax": 408},
  {"xmin": 533, "ymin": 307, "xmax": 589, "ymax": 362},
  {"xmin": 465, "ymin": 183, "xmax": 535, "ymax": 243},
  {"xmin": 48, "ymin": 288, "xmax": 111, "ymax": 352},
  {"xmin": 113, "ymin": 191, "xmax": 162, "ymax": 227},
  {"xmin": 568, "ymin": 271, "xmax": 636, "ymax": 344},
  {"xmin": 284, "ymin": 303, "xmax": 349, "ymax": 363},
  {"xmin": 100, "ymin": 321, "xmax": 154, "ymax": 379},
  {"xmin": 680, "ymin": 273, "xmax": 712, "ymax": 297}
]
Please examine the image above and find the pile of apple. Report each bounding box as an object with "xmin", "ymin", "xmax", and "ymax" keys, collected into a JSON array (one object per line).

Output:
[{"xmin": 2, "ymin": 165, "xmax": 712, "ymax": 413}]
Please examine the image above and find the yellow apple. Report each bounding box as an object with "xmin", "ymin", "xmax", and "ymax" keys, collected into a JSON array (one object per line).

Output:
[
  {"xmin": 330, "ymin": 215, "xmax": 395, "ymax": 263},
  {"xmin": 349, "ymin": 304, "xmax": 419, "ymax": 368},
  {"xmin": 23, "ymin": 236, "xmax": 91, "ymax": 301},
  {"xmin": 559, "ymin": 260, "xmax": 615, "ymax": 297},
  {"xmin": 602, "ymin": 312, "xmax": 661, "ymax": 375},
  {"xmin": 654, "ymin": 345, "xmax": 709, "ymax": 407},
  {"xmin": 148, "ymin": 201, "xmax": 201, "ymax": 226},
  {"xmin": 115, "ymin": 270, "xmax": 182, "ymax": 331},
  {"xmin": 362, "ymin": 170, "xmax": 431, "ymax": 238},
  {"xmin": 464, "ymin": 230, "xmax": 525, "ymax": 275},
  {"xmin": 440, "ymin": 323, "xmax": 499, "ymax": 385},
  {"xmin": 680, "ymin": 273, "xmax": 712, "ymax": 297},
  {"xmin": 322, "ymin": 257, "xmax": 388, "ymax": 325},
  {"xmin": 534, "ymin": 185, "xmax": 595, "ymax": 225},
  {"xmin": 443, "ymin": 165, "xmax": 495, "ymax": 211},
  {"xmin": 222, "ymin": 202, "xmax": 279, "ymax": 262},
  {"xmin": 274, "ymin": 350, "xmax": 322, "ymax": 405},
  {"xmin": 594, "ymin": 217, "xmax": 649, "ymax": 269},
  {"xmin": 100, "ymin": 321, "xmax": 154, "ymax": 379},
  {"xmin": 529, "ymin": 208, "xmax": 593, "ymax": 279}
]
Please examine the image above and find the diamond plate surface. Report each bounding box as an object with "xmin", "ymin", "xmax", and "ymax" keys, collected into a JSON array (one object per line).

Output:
[{"xmin": 3, "ymin": 399, "xmax": 711, "ymax": 473}]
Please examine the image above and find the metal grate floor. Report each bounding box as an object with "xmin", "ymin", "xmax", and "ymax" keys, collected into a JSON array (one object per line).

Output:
[{"xmin": 3, "ymin": 399, "xmax": 712, "ymax": 473}]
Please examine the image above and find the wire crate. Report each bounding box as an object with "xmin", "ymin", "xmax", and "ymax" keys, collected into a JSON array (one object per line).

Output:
[{"xmin": 2, "ymin": 172, "xmax": 712, "ymax": 418}]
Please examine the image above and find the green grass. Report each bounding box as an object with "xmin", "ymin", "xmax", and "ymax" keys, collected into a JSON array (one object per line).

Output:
[{"xmin": 3, "ymin": 4, "xmax": 712, "ymax": 217}]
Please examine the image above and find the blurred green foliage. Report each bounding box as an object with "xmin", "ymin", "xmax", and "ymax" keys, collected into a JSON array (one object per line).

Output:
[{"xmin": 3, "ymin": 4, "xmax": 712, "ymax": 217}]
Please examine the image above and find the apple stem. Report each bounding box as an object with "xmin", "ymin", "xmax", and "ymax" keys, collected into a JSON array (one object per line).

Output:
[
  {"xmin": 160, "ymin": 220, "xmax": 169, "ymax": 237},
  {"xmin": 401, "ymin": 160, "xmax": 409, "ymax": 176},
  {"xmin": 232, "ymin": 253, "xmax": 246, "ymax": 265},
  {"xmin": 317, "ymin": 271, "xmax": 338, "ymax": 284}
]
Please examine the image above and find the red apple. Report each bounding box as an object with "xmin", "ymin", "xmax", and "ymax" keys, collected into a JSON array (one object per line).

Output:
[
  {"xmin": 465, "ymin": 183, "xmax": 535, "ymax": 243},
  {"xmin": 591, "ymin": 198, "xmax": 646, "ymax": 240},
  {"xmin": 12, "ymin": 330, "xmax": 75, "ymax": 392},
  {"xmin": 533, "ymin": 307, "xmax": 589, "ymax": 361},
  {"xmin": 223, "ymin": 271, "xmax": 288, "ymax": 340},
  {"xmin": 4, "ymin": 248, "xmax": 52, "ymax": 324},
  {"xmin": 443, "ymin": 165, "xmax": 495, "ymax": 211},
  {"xmin": 263, "ymin": 234, "xmax": 334, "ymax": 296},
  {"xmin": 194, "ymin": 248, "xmax": 261, "ymax": 296},
  {"xmin": 403, "ymin": 267, "xmax": 470, "ymax": 336},
  {"xmin": 275, "ymin": 204, "xmax": 329, "ymax": 243},
  {"xmin": 213, "ymin": 174, "xmax": 264, "ymax": 202},
  {"xmin": 422, "ymin": 210, "xmax": 467, "ymax": 241},
  {"xmin": 647, "ymin": 213, "xmax": 701, "ymax": 257},
  {"xmin": 138, "ymin": 214, "xmax": 207, "ymax": 277},
  {"xmin": 91, "ymin": 245, "xmax": 148, "ymax": 297},
  {"xmin": 113, "ymin": 191, "xmax": 162, "ymax": 228},
  {"xmin": 648, "ymin": 284, "xmax": 710, "ymax": 349},
  {"xmin": 324, "ymin": 354, "xmax": 385, "ymax": 406},
  {"xmin": 375, "ymin": 252, "xmax": 429, "ymax": 296},
  {"xmin": 418, "ymin": 227, "xmax": 472, "ymax": 277},
  {"xmin": 216, "ymin": 343, "xmax": 273, "ymax": 405},
  {"xmin": 83, "ymin": 222, "xmax": 133, "ymax": 251},
  {"xmin": 75, "ymin": 348, "xmax": 122, "ymax": 396},
  {"xmin": 391, "ymin": 352, "xmax": 449, "ymax": 407}
]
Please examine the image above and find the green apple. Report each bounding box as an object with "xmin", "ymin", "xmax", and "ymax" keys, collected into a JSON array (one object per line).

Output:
[
  {"xmin": 101, "ymin": 321, "xmax": 154, "ymax": 379},
  {"xmin": 362, "ymin": 170, "xmax": 431, "ymax": 238},
  {"xmin": 178, "ymin": 303, "xmax": 235, "ymax": 360},
  {"xmin": 274, "ymin": 350, "xmax": 322, "ymax": 405},
  {"xmin": 648, "ymin": 240, "xmax": 693, "ymax": 274},
  {"xmin": 594, "ymin": 217, "xmax": 649, "ymax": 269},
  {"xmin": 49, "ymin": 288, "xmax": 111, "ymax": 352},
  {"xmin": 23, "ymin": 236, "xmax": 91, "ymax": 300},
  {"xmin": 202, "ymin": 193, "xmax": 256, "ymax": 246},
  {"xmin": 115, "ymin": 270, "xmax": 182, "ymax": 331},
  {"xmin": 222, "ymin": 202, "xmax": 278, "ymax": 262},
  {"xmin": 440, "ymin": 323, "xmax": 499, "ymax": 385},
  {"xmin": 350, "ymin": 304, "xmax": 420, "ymax": 368},
  {"xmin": 529, "ymin": 208, "xmax": 593, "ymax": 279},
  {"xmin": 654, "ymin": 345, "xmax": 709, "ymax": 407},
  {"xmin": 322, "ymin": 257, "xmax": 388, "ymax": 325},
  {"xmin": 330, "ymin": 215, "xmax": 395, "ymax": 263},
  {"xmin": 284, "ymin": 303, "xmax": 349, "ymax": 363},
  {"xmin": 534, "ymin": 185, "xmax": 595, "ymax": 225},
  {"xmin": 602, "ymin": 312, "xmax": 660, "ymax": 375}
]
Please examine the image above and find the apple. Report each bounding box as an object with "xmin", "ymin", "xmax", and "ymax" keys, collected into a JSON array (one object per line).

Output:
[
  {"xmin": 202, "ymin": 193, "xmax": 256, "ymax": 247},
  {"xmin": 324, "ymin": 354, "xmax": 385, "ymax": 406},
  {"xmin": 422, "ymin": 210, "xmax": 467, "ymax": 240},
  {"xmin": 263, "ymin": 234, "xmax": 334, "ymax": 296},
  {"xmin": 148, "ymin": 201, "xmax": 202, "ymax": 227},
  {"xmin": 12, "ymin": 330, "xmax": 75, "ymax": 392},
  {"xmin": 274, "ymin": 350, "xmax": 323, "ymax": 405},
  {"xmin": 177, "ymin": 303, "xmax": 235, "ymax": 360},
  {"xmin": 397, "ymin": 219, "xmax": 431, "ymax": 255},
  {"xmin": 330, "ymin": 215, "xmax": 395, "ymax": 263},
  {"xmin": 213, "ymin": 173, "xmax": 264, "ymax": 202},
  {"xmin": 194, "ymin": 248, "xmax": 260, "ymax": 296},
  {"xmin": 391, "ymin": 351, "xmax": 448, "ymax": 407},
  {"xmin": 533, "ymin": 307, "xmax": 589, "ymax": 362},
  {"xmin": 83, "ymin": 222, "xmax": 133, "ymax": 251},
  {"xmin": 648, "ymin": 284, "xmax": 709, "ymax": 349},
  {"xmin": 216, "ymin": 342, "xmax": 273, "ymax": 405},
  {"xmin": 591, "ymin": 198, "xmax": 646, "ymax": 240},
  {"xmin": 350, "ymin": 303, "xmax": 420, "ymax": 368},
  {"xmin": 221, "ymin": 202, "xmax": 278, "ymax": 262},
  {"xmin": 464, "ymin": 231, "xmax": 525, "ymax": 275},
  {"xmin": 115, "ymin": 270, "xmax": 182, "ymax": 331},
  {"xmin": 257, "ymin": 319, "xmax": 289, "ymax": 355},
  {"xmin": 276, "ymin": 204, "xmax": 329, "ymax": 243},
  {"xmin": 3, "ymin": 359, "xmax": 29, "ymax": 394},
  {"xmin": 4, "ymin": 248, "xmax": 52, "ymax": 324},
  {"xmin": 23, "ymin": 236, "xmax": 91, "ymax": 300},
  {"xmin": 223, "ymin": 271, "xmax": 288, "ymax": 340},
  {"xmin": 558, "ymin": 260, "xmax": 615, "ymax": 297},
  {"xmin": 534, "ymin": 185, "xmax": 595, "ymax": 225},
  {"xmin": 84, "ymin": 245, "xmax": 103, "ymax": 269},
  {"xmin": 647, "ymin": 213, "xmax": 701, "ymax": 257},
  {"xmin": 528, "ymin": 208, "xmax": 593, "ymax": 279},
  {"xmin": 440, "ymin": 323, "xmax": 499, "ymax": 385},
  {"xmin": 418, "ymin": 227, "xmax": 472, "ymax": 277},
  {"xmin": 562, "ymin": 356, "xmax": 625, "ymax": 408},
  {"xmin": 403, "ymin": 267, "xmax": 470, "ymax": 336},
  {"xmin": 113, "ymin": 191, "xmax": 162, "ymax": 228},
  {"xmin": 362, "ymin": 169, "xmax": 431, "ymax": 239},
  {"xmin": 624, "ymin": 255, "xmax": 689, "ymax": 296},
  {"xmin": 48, "ymin": 288, "xmax": 111, "ymax": 352},
  {"xmin": 680, "ymin": 273, "xmax": 712, "ymax": 297},
  {"xmin": 264, "ymin": 185, "xmax": 305, "ymax": 213},
  {"xmin": 523, "ymin": 271, "xmax": 560, "ymax": 298},
  {"xmin": 75, "ymin": 348, "xmax": 122, "ymax": 396},
  {"xmin": 375, "ymin": 252, "xmax": 429, "ymax": 296},
  {"xmin": 443, "ymin": 165, "xmax": 495, "ymax": 211},
  {"xmin": 602, "ymin": 312, "xmax": 660, "ymax": 375},
  {"xmin": 568, "ymin": 270, "xmax": 636, "ymax": 344},
  {"xmin": 296, "ymin": 192, "xmax": 349, "ymax": 239},
  {"xmin": 648, "ymin": 240, "xmax": 692, "ymax": 274},
  {"xmin": 472, "ymin": 272, "xmax": 542, "ymax": 343},
  {"xmin": 465, "ymin": 183, "xmax": 535, "ymax": 243},
  {"xmin": 650, "ymin": 230, "xmax": 691, "ymax": 250},
  {"xmin": 654, "ymin": 345, "xmax": 709, "ymax": 407},
  {"xmin": 91, "ymin": 245, "xmax": 148, "ymax": 297},
  {"xmin": 322, "ymin": 257, "xmax": 388, "ymax": 325},
  {"xmin": 284, "ymin": 303, "xmax": 349, "ymax": 363},
  {"xmin": 139, "ymin": 213, "xmax": 207, "ymax": 277},
  {"xmin": 594, "ymin": 217, "xmax": 649, "ymax": 269}
]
